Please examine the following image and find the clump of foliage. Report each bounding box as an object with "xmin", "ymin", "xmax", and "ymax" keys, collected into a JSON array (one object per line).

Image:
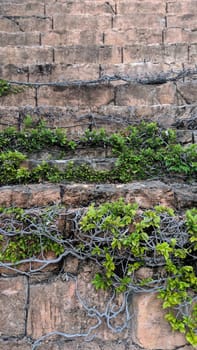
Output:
[
  {"xmin": 0, "ymin": 79, "xmax": 24, "ymax": 97},
  {"xmin": 78, "ymin": 200, "xmax": 197, "ymax": 346},
  {"xmin": 0, "ymin": 117, "xmax": 77, "ymax": 153},
  {"xmin": 0, "ymin": 121, "xmax": 196, "ymax": 185}
]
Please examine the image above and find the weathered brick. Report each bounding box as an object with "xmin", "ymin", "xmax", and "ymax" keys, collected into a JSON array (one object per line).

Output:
[
  {"xmin": 0, "ymin": 64, "xmax": 29, "ymax": 82},
  {"xmin": 0, "ymin": 276, "xmax": 27, "ymax": 336},
  {"xmin": 117, "ymin": 1, "xmax": 166, "ymax": 14},
  {"xmin": 53, "ymin": 14, "xmax": 112, "ymax": 32},
  {"xmin": 41, "ymin": 30, "xmax": 103, "ymax": 46},
  {"xmin": 167, "ymin": 1, "xmax": 197, "ymax": 15},
  {"xmin": 0, "ymin": 47, "xmax": 53, "ymax": 65},
  {"xmin": 113, "ymin": 14, "xmax": 165, "ymax": 31},
  {"xmin": 0, "ymin": 340, "xmax": 31, "ymax": 350},
  {"xmin": 123, "ymin": 45, "xmax": 163, "ymax": 64},
  {"xmin": 176, "ymin": 81, "xmax": 197, "ymax": 104},
  {"xmin": 37, "ymin": 85, "xmax": 114, "ymax": 107},
  {"xmin": 55, "ymin": 46, "xmax": 121, "ymax": 64},
  {"xmin": 0, "ymin": 16, "xmax": 52, "ymax": 32},
  {"xmin": 104, "ymin": 28, "xmax": 162, "ymax": 45},
  {"xmin": 189, "ymin": 43, "xmax": 197, "ymax": 64},
  {"xmin": 164, "ymin": 44, "xmax": 189, "ymax": 64},
  {"xmin": 0, "ymin": 32, "xmax": 40, "ymax": 47},
  {"xmin": 0, "ymin": 86, "xmax": 35, "ymax": 107},
  {"xmin": 163, "ymin": 28, "xmax": 197, "ymax": 44},
  {"xmin": 115, "ymin": 82, "xmax": 177, "ymax": 106},
  {"xmin": 0, "ymin": 184, "xmax": 61, "ymax": 208},
  {"xmin": 0, "ymin": 107, "xmax": 19, "ymax": 130},
  {"xmin": 46, "ymin": 1, "xmax": 116, "ymax": 16},
  {"xmin": 167, "ymin": 14, "xmax": 197, "ymax": 29},
  {"xmin": 0, "ymin": 2, "xmax": 44, "ymax": 16},
  {"xmin": 131, "ymin": 292, "xmax": 187, "ymax": 349},
  {"xmin": 28, "ymin": 63, "xmax": 100, "ymax": 83}
]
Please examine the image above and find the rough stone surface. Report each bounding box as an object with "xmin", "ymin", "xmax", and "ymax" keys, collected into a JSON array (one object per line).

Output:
[
  {"xmin": 0, "ymin": 276, "xmax": 27, "ymax": 336},
  {"xmin": 0, "ymin": 340, "xmax": 31, "ymax": 350},
  {"xmin": 131, "ymin": 293, "xmax": 187, "ymax": 349}
]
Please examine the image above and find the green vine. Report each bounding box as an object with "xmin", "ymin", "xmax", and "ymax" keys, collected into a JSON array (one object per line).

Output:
[
  {"xmin": 0, "ymin": 79, "xmax": 24, "ymax": 97},
  {"xmin": 79, "ymin": 200, "xmax": 197, "ymax": 346},
  {"xmin": 0, "ymin": 121, "xmax": 196, "ymax": 185}
]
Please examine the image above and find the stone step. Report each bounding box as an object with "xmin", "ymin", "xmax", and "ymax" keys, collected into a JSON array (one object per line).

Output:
[
  {"xmin": 0, "ymin": 104, "xmax": 196, "ymax": 135},
  {"xmin": 23, "ymin": 157, "xmax": 116, "ymax": 172},
  {"xmin": 1, "ymin": 80, "xmax": 197, "ymax": 110},
  {"xmin": 0, "ymin": 181, "xmax": 196, "ymax": 210}
]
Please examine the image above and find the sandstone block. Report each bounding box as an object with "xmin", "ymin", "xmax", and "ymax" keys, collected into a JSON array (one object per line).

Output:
[
  {"xmin": 0, "ymin": 107, "xmax": 19, "ymax": 130},
  {"xmin": 104, "ymin": 28, "xmax": 162, "ymax": 45},
  {"xmin": 0, "ymin": 184, "xmax": 61, "ymax": 208},
  {"xmin": 0, "ymin": 47, "xmax": 53, "ymax": 66},
  {"xmin": 60, "ymin": 181, "xmax": 175, "ymax": 209},
  {"xmin": 176, "ymin": 81, "xmax": 197, "ymax": 104},
  {"xmin": 0, "ymin": 276, "xmax": 27, "ymax": 336},
  {"xmin": 167, "ymin": 1, "xmax": 197, "ymax": 15},
  {"xmin": 0, "ymin": 3, "xmax": 44, "ymax": 16},
  {"xmin": 113, "ymin": 14, "xmax": 165, "ymax": 31},
  {"xmin": 53, "ymin": 15, "xmax": 112, "ymax": 32},
  {"xmin": 0, "ymin": 32, "xmax": 40, "ymax": 47},
  {"xmin": 37, "ymin": 85, "xmax": 114, "ymax": 108},
  {"xmin": 0, "ymin": 340, "xmax": 31, "ymax": 350},
  {"xmin": 46, "ymin": 1, "xmax": 116, "ymax": 16},
  {"xmin": 54, "ymin": 46, "xmax": 121, "ymax": 64},
  {"xmin": 163, "ymin": 28, "xmax": 197, "ymax": 44},
  {"xmin": 0, "ymin": 16, "xmax": 52, "ymax": 32},
  {"xmin": 123, "ymin": 44, "xmax": 163, "ymax": 64},
  {"xmin": 189, "ymin": 44, "xmax": 197, "ymax": 64},
  {"xmin": 0, "ymin": 86, "xmax": 35, "ymax": 107},
  {"xmin": 117, "ymin": 1, "xmax": 166, "ymax": 14},
  {"xmin": 163, "ymin": 44, "xmax": 189, "ymax": 64},
  {"xmin": 28, "ymin": 63, "xmax": 100, "ymax": 83},
  {"xmin": 167, "ymin": 15, "xmax": 197, "ymax": 29},
  {"xmin": 131, "ymin": 292, "xmax": 187, "ymax": 349},
  {"xmin": 0, "ymin": 64, "xmax": 29, "ymax": 82},
  {"xmin": 42, "ymin": 30, "xmax": 103, "ymax": 46},
  {"xmin": 115, "ymin": 82, "xmax": 177, "ymax": 106}
]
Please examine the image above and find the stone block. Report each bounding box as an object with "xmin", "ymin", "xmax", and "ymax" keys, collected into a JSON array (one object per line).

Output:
[
  {"xmin": 53, "ymin": 15, "xmax": 112, "ymax": 32},
  {"xmin": 0, "ymin": 3, "xmax": 44, "ymax": 16},
  {"xmin": 0, "ymin": 107, "xmax": 19, "ymax": 130},
  {"xmin": 163, "ymin": 28, "xmax": 197, "ymax": 44},
  {"xmin": 0, "ymin": 86, "xmax": 35, "ymax": 107},
  {"xmin": 123, "ymin": 44, "xmax": 163, "ymax": 64},
  {"xmin": 115, "ymin": 82, "xmax": 177, "ymax": 106},
  {"xmin": 0, "ymin": 32, "xmax": 40, "ymax": 47},
  {"xmin": 54, "ymin": 46, "xmax": 121, "ymax": 64},
  {"xmin": 176, "ymin": 81, "xmax": 197, "ymax": 104},
  {"xmin": 0, "ymin": 64, "xmax": 29, "ymax": 82},
  {"xmin": 0, "ymin": 16, "xmax": 52, "ymax": 32},
  {"xmin": 46, "ymin": 1, "xmax": 116, "ymax": 15},
  {"xmin": 60, "ymin": 181, "xmax": 175, "ymax": 209},
  {"xmin": 117, "ymin": 1, "xmax": 166, "ymax": 14},
  {"xmin": 0, "ymin": 276, "xmax": 27, "ymax": 336},
  {"xmin": 131, "ymin": 292, "xmax": 187, "ymax": 349},
  {"xmin": 0, "ymin": 47, "xmax": 53, "ymax": 65},
  {"xmin": 0, "ymin": 184, "xmax": 61, "ymax": 208},
  {"xmin": 189, "ymin": 44, "xmax": 197, "ymax": 64},
  {"xmin": 0, "ymin": 340, "xmax": 31, "ymax": 350},
  {"xmin": 167, "ymin": 1, "xmax": 197, "ymax": 15},
  {"xmin": 37, "ymin": 85, "xmax": 114, "ymax": 108},
  {"xmin": 163, "ymin": 44, "xmax": 189, "ymax": 64},
  {"xmin": 167, "ymin": 15, "xmax": 197, "ymax": 29},
  {"xmin": 104, "ymin": 28, "xmax": 162, "ymax": 45},
  {"xmin": 28, "ymin": 63, "xmax": 100, "ymax": 83},
  {"xmin": 41, "ymin": 30, "xmax": 103, "ymax": 46},
  {"xmin": 113, "ymin": 14, "xmax": 165, "ymax": 31}
]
